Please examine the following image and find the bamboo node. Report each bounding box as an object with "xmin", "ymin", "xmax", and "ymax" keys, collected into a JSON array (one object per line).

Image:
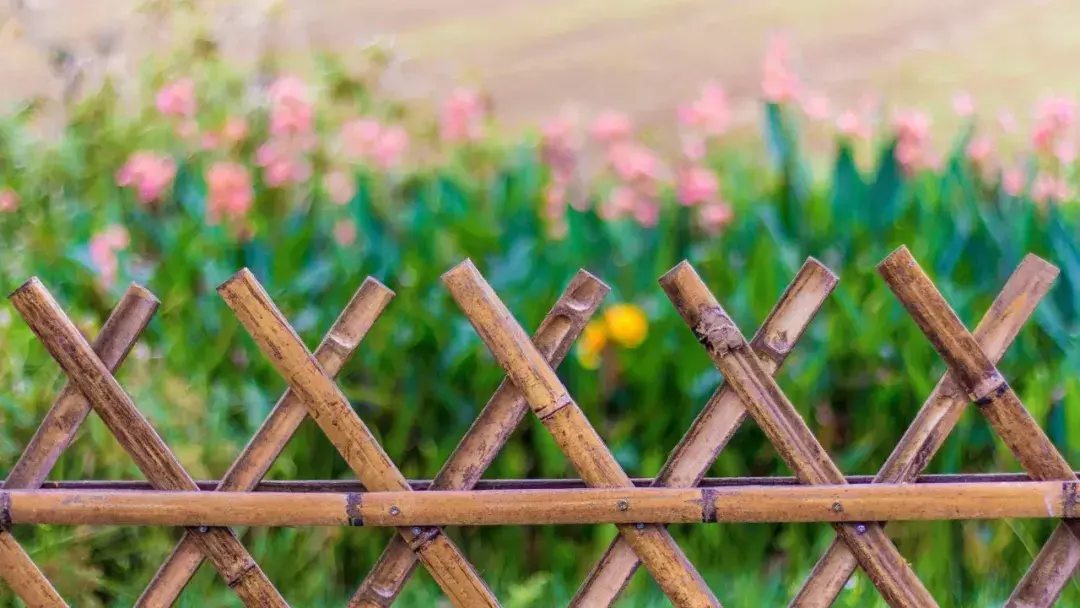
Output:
[
  {"xmin": 973, "ymin": 379, "xmax": 1008, "ymax": 406},
  {"xmin": 0, "ymin": 492, "xmax": 9, "ymax": 529},
  {"xmin": 692, "ymin": 307, "xmax": 744, "ymax": 359},
  {"xmin": 1064, "ymin": 482, "xmax": 1078, "ymax": 518},
  {"xmin": 346, "ymin": 493, "xmax": 363, "ymax": 526}
]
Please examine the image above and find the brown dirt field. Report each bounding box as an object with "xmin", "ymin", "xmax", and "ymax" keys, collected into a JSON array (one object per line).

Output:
[{"xmin": 1, "ymin": 0, "xmax": 1078, "ymax": 137}]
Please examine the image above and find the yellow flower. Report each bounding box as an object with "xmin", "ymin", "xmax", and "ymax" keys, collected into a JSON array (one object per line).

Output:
[
  {"xmin": 603, "ymin": 303, "xmax": 648, "ymax": 348},
  {"xmin": 575, "ymin": 320, "xmax": 608, "ymax": 370}
]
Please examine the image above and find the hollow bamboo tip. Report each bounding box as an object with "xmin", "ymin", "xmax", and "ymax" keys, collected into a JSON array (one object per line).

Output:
[
  {"xmin": 8, "ymin": 276, "xmax": 43, "ymax": 301},
  {"xmin": 803, "ymin": 257, "xmax": 840, "ymax": 287},
  {"xmin": 359, "ymin": 275, "xmax": 395, "ymax": 299},
  {"xmin": 123, "ymin": 282, "xmax": 161, "ymax": 306},
  {"xmin": 1019, "ymin": 253, "xmax": 1060, "ymax": 279}
]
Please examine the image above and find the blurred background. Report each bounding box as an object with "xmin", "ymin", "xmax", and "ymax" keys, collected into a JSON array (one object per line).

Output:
[{"xmin": 1, "ymin": 0, "xmax": 1080, "ymax": 606}]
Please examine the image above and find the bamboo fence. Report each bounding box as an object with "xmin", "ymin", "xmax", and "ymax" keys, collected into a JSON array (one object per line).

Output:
[{"xmin": 0, "ymin": 245, "xmax": 1075, "ymax": 608}]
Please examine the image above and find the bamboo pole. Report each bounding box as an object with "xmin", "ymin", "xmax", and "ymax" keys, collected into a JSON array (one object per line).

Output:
[
  {"xmin": 7, "ymin": 471, "xmax": 1079, "ymax": 492},
  {"xmin": 659, "ymin": 261, "xmax": 937, "ymax": 608},
  {"xmin": 792, "ymin": 253, "xmax": 1058, "ymax": 607},
  {"xmin": 573, "ymin": 258, "xmax": 837, "ymax": 607},
  {"xmin": 0, "ymin": 482, "xmax": 1075, "ymax": 527},
  {"xmin": 0, "ymin": 283, "xmax": 158, "ymax": 608},
  {"xmin": 218, "ymin": 269, "xmax": 500, "ymax": 608},
  {"xmin": 878, "ymin": 246, "xmax": 1080, "ymax": 608},
  {"xmin": 138, "ymin": 277, "xmax": 394, "ymax": 607},
  {"xmin": 9, "ymin": 278, "xmax": 289, "ymax": 608},
  {"xmin": 443, "ymin": 260, "xmax": 721, "ymax": 608},
  {"xmin": 352, "ymin": 270, "xmax": 608, "ymax": 608}
]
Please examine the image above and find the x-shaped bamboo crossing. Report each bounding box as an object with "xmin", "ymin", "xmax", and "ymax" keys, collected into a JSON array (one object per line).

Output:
[{"xmin": 1, "ymin": 245, "xmax": 1075, "ymax": 608}]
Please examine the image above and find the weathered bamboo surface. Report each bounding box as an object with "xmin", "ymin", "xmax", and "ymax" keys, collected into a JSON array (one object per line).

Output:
[
  {"xmin": 791, "ymin": 252, "xmax": 1059, "ymax": 607},
  {"xmin": 2, "ymin": 245, "xmax": 1073, "ymax": 608},
  {"xmin": 445, "ymin": 259, "xmax": 721, "ymax": 608},
  {"xmin": 660, "ymin": 261, "xmax": 938, "ymax": 608},
  {"xmin": 2, "ymin": 482, "xmax": 1075, "ymax": 526},
  {"xmin": 10, "ymin": 279, "xmax": 289, "ymax": 608},
  {"xmin": 139, "ymin": 277, "xmax": 394, "ymax": 607},
  {"xmin": 573, "ymin": 258, "xmax": 837, "ymax": 607},
  {"xmin": 219, "ymin": 268, "xmax": 501, "ymax": 608},
  {"xmin": 878, "ymin": 246, "xmax": 1080, "ymax": 608},
  {"xmin": 0, "ymin": 283, "xmax": 158, "ymax": 608},
  {"xmin": 353, "ymin": 269, "xmax": 608, "ymax": 608}
]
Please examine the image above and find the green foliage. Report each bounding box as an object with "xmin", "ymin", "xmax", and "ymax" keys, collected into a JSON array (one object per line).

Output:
[{"xmin": 0, "ymin": 65, "xmax": 1079, "ymax": 607}]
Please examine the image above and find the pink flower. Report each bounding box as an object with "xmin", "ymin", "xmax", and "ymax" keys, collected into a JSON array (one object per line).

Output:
[
  {"xmin": 589, "ymin": 111, "xmax": 633, "ymax": 144},
  {"xmin": 998, "ymin": 111, "xmax": 1018, "ymax": 134},
  {"xmin": 634, "ymin": 199, "xmax": 660, "ymax": 228},
  {"xmin": 699, "ymin": 202, "xmax": 734, "ymax": 235},
  {"xmin": 678, "ymin": 83, "xmax": 731, "ymax": 136},
  {"xmin": 256, "ymin": 142, "xmax": 312, "ymax": 188},
  {"xmin": 155, "ymin": 78, "xmax": 196, "ymax": 118},
  {"xmin": 372, "ymin": 125, "xmax": 409, "ymax": 169},
  {"xmin": 200, "ymin": 131, "xmax": 221, "ymax": 151},
  {"xmin": 176, "ymin": 119, "xmax": 198, "ymax": 140},
  {"xmin": 1002, "ymin": 168, "xmax": 1026, "ymax": 196},
  {"xmin": 206, "ymin": 162, "xmax": 254, "ymax": 223},
  {"xmin": 1055, "ymin": 140, "xmax": 1077, "ymax": 165},
  {"xmin": 323, "ymin": 169, "xmax": 356, "ymax": 205},
  {"xmin": 893, "ymin": 110, "xmax": 932, "ymax": 174},
  {"xmin": 676, "ymin": 166, "xmax": 719, "ymax": 207},
  {"xmin": 965, "ymin": 135, "xmax": 993, "ymax": 166},
  {"xmin": 1031, "ymin": 96, "xmax": 1076, "ymax": 153},
  {"xmin": 0, "ymin": 187, "xmax": 19, "ymax": 213},
  {"xmin": 1031, "ymin": 173, "xmax": 1071, "ymax": 205},
  {"xmin": 440, "ymin": 88, "xmax": 486, "ymax": 143},
  {"xmin": 600, "ymin": 186, "xmax": 638, "ymax": 221},
  {"xmin": 333, "ymin": 220, "xmax": 358, "ymax": 246},
  {"xmin": 268, "ymin": 76, "xmax": 314, "ymax": 137},
  {"xmin": 761, "ymin": 35, "xmax": 800, "ymax": 104},
  {"xmin": 88, "ymin": 225, "xmax": 130, "ymax": 288},
  {"xmin": 222, "ymin": 117, "xmax": 248, "ymax": 145},
  {"xmin": 800, "ymin": 92, "xmax": 830, "ymax": 121},
  {"xmin": 542, "ymin": 111, "xmax": 581, "ymax": 181},
  {"xmin": 543, "ymin": 180, "xmax": 567, "ymax": 219},
  {"xmin": 116, "ymin": 152, "xmax": 177, "ymax": 204},
  {"xmin": 681, "ymin": 135, "xmax": 706, "ymax": 161},
  {"xmin": 836, "ymin": 110, "xmax": 871, "ymax": 141},
  {"xmin": 607, "ymin": 142, "xmax": 661, "ymax": 183},
  {"xmin": 952, "ymin": 91, "xmax": 975, "ymax": 118}
]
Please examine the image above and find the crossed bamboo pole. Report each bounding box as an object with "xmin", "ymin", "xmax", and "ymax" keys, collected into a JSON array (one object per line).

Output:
[{"xmin": 9, "ymin": 280, "xmax": 289, "ymax": 606}]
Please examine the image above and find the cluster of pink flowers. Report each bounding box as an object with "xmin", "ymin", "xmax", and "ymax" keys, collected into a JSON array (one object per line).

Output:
[
  {"xmin": 761, "ymin": 36, "xmax": 800, "ymax": 104},
  {"xmin": 116, "ymin": 152, "xmax": 177, "ymax": 204},
  {"xmin": 1031, "ymin": 173, "xmax": 1071, "ymax": 205},
  {"xmin": 1030, "ymin": 96, "xmax": 1076, "ymax": 158},
  {"xmin": 589, "ymin": 115, "xmax": 664, "ymax": 227},
  {"xmin": 88, "ymin": 225, "xmax": 130, "ymax": 288},
  {"xmin": 440, "ymin": 88, "xmax": 487, "ymax": 143},
  {"xmin": 539, "ymin": 109, "xmax": 582, "ymax": 233},
  {"xmin": 206, "ymin": 162, "xmax": 254, "ymax": 224},
  {"xmin": 893, "ymin": 110, "xmax": 933, "ymax": 174},
  {"xmin": 675, "ymin": 84, "xmax": 734, "ymax": 233},
  {"xmin": 338, "ymin": 117, "xmax": 409, "ymax": 169},
  {"xmin": 0, "ymin": 187, "xmax": 18, "ymax": 213},
  {"xmin": 256, "ymin": 77, "xmax": 316, "ymax": 188},
  {"xmin": 156, "ymin": 78, "xmax": 196, "ymax": 119}
]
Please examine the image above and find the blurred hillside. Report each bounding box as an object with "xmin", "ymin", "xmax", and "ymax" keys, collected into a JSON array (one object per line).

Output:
[{"xmin": 2, "ymin": 0, "xmax": 1080, "ymax": 136}]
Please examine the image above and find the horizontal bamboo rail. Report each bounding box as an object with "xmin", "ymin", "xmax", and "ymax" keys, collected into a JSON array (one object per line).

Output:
[
  {"xmin": 2, "ymin": 482, "xmax": 1075, "ymax": 527},
  {"xmin": 3, "ymin": 245, "xmax": 1074, "ymax": 608}
]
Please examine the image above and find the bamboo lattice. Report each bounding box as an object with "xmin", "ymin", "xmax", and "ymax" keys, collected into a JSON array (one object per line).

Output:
[{"xmin": 0, "ymin": 245, "xmax": 1075, "ymax": 608}]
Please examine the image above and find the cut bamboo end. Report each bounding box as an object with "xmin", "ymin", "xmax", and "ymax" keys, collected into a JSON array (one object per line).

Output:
[
  {"xmin": 124, "ymin": 283, "xmax": 161, "ymax": 306},
  {"xmin": 8, "ymin": 276, "xmax": 43, "ymax": 301}
]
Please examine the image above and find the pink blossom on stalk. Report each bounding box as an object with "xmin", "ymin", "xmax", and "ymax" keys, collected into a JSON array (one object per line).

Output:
[
  {"xmin": 600, "ymin": 186, "xmax": 638, "ymax": 221},
  {"xmin": 155, "ymin": 78, "xmax": 196, "ymax": 118},
  {"xmin": 206, "ymin": 162, "xmax": 254, "ymax": 223},
  {"xmin": 633, "ymin": 198, "xmax": 660, "ymax": 228},
  {"xmin": 607, "ymin": 142, "xmax": 661, "ymax": 183},
  {"xmin": 998, "ymin": 111, "xmax": 1018, "ymax": 134},
  {"xmin": 256, "ymin": 142, "xmax": 312, "ymax": 188},
  {"xmin": 952, "ymin": 91, "xmax": 975, "ymax": 118},
  {"xmin": 589, "ymin": 111, "xmax": 633, "ymax": 144},
  {"xmin": 88, "ymin": 225, "xmax": 130, "ymax": 288},
  {"xmin": 372, "ymin": 125, "xmax": 409, "ymax": 169},
  {"xmin": 267, "ymin": 76, "xmax": 314, "ymax": 137},
  {"xmin": 333, "ymin": 219, "xmax": 358, "ymax": 246},
  {"xmin": 761, "ymin": 35, "xmax": 800, "ymax": 104},
  {"xmin": 676, "ymin": 166, "xmax": 719, "ymax": 207},
  {"xmin": 222, "ymin": 117, "xmax": 248, "ymax": 145},
  {"xmin": 1031, "ymin": 173, "xmax": 1071, "ymax": 205},
  {"xmin": 0, "ymin": 187, "xmax": 19, "ymax": 213},
  {"xmin": 893, "ymin": 110, "xmax": 932, "ymax": 174},
  {"xmin": 800, "ymin": 91, "xmax": 830, "ymax": 121},
  {"xmin": 323, "ymin": 169, "xmax": 356, "ymax": 205},
  {"xmin": 836, "ymin": 110, "xmax": 871, "ymax": 141},
  {"xmin": 1055, "ymin": 140, "xmax": 1077, "ymax": 165},
  {"xmin": 541, "ymin": 110, "xmax": 581, "ymax": 199},
  {"xmin": 699, "ymin": 201, "xmax": 734, "ymax": 235},
  {"xmin": 678, "ymin": 83, "xmax": 731, "ymax": 136},
  {"xmin": 116, "ymin": 152, "xmax": 177, "ymax": 204},
  {"xmin": 201, "ymin": 131, "xmax": 221, "ymax": 151},
  {"xmin": 965, "ymin": 135, "xmax": 993, "ymax": 167},
  {"xmin": 1031, "ymin": 96, "xmax": 1077, "ymax": 153},
  {"xmin": 440, "ymin": 88, "xmax": 486, "ymax": 143},
  {"xmin": 340, "ymin": 118, "xmax": 383, "ymax": 160},
  {"xmin": 1002, "ymin": 168, "xmax": 1026, "ymax": 196}
]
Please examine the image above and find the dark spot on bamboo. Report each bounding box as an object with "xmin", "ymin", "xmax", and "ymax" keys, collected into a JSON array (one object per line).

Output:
[
  {"xmin": 1064, "ymin": 483, "xmax": 1078, "ymax": 518},
  {"xmin": 225, "ymin": 560, "xmax": 259, "ymax": 589},
  {"xmin": 700, "ymin": 488, "xmax": 717, "ymax": 523},
  {"xmin": 0, "ymin": 492, "xmax": 10, "ymax": 529},
  {"xmin": 346, "ymin": 493, "xmax": 363, "ymax": 526},
  {"xmin": 975, "ymin": 382, "xmax": 1009, "ymax": 407},
  {"xmin": 406, "ymin": 526, "xmax": 442, "ymax": 552}
]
